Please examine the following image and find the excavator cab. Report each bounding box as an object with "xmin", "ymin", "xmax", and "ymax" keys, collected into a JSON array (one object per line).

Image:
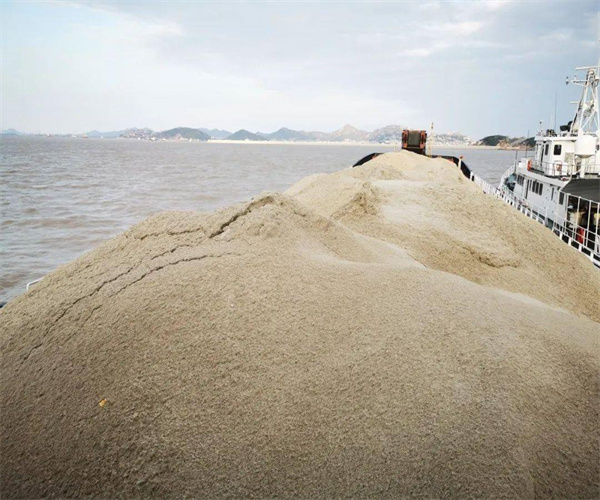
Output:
[{"xmin": 402, "ymin": 130, "xmax": 427, "ymax": 155}]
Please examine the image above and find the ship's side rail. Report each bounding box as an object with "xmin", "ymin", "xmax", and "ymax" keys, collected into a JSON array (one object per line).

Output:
[
  {"xmin": 467, "ymin": 171, "xmax": 600, "ymax": 268},
  {"xmin": 526, "ymin": 158, "xmax": 600, "ymax": 177},
  {"xmin": 498, "ymin": 164, "xmax": 516, "ymax": 187}
]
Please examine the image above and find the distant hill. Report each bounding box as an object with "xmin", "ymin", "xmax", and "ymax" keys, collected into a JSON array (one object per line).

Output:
[
  {"xmin": 477, "ymin": 135, "xmax": 535, "ymax": 148},
  {"xmin": 328, "ymin": 124, "xmax": 369, "ymax": 142},
  {"xmin": 227, "ymin": 129, "xmax": 266, "ymax": 141},
  {"xmin": 514, "ymin": 137, "xmax": 536, "ymax": 148},
  {"xmin": 366, "ymin": 125, "xmax": 405, "ymax": 143},
  {"xmin": 154, "ymin": 128, "xmax": 210, "ymax": 141},
  {"xmin": 1, "ymin": 128, "xmax": 24, "ymax": 136},
  {"xmin": 478, "ymin": 135, "xmax": 509, "ymax": 146},
  {"xmin": 261, "ymin": 127, "xmax": 314, "ymax": 141},
  {"xmin": 199, "ymin": 128, "xmax": 231, "ymax": 139}
]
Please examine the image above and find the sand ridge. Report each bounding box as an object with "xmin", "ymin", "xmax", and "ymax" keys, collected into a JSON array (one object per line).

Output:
[
  {"xmin": 1, "ymin": 151, "xmax": 599, "ymax": 498},
  {"xmin": 288, "ymin": 152, "xmax": 600, "ymax": 322}
]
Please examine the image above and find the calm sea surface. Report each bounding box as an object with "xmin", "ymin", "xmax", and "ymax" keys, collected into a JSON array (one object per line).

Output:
[{"xmin": 1, "ymin": 136, "xmax": 524, "ymax": 301}]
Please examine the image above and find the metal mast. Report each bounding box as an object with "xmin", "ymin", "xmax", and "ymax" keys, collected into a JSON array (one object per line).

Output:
[{"xmin": 568, "ymin": 65, "xmax": 600, "ymax": 136}]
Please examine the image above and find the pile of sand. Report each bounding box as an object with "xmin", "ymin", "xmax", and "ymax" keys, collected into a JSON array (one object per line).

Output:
[
  {"xmin": 287, "ymin": 152, "xmax": 600, "ymax": 322},
  {"xmin": 1, "ymin": 152, "xmax": 599, "ymax": 498}
]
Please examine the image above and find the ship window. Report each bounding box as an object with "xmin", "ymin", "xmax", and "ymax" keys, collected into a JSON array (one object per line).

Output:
[
  {"xmin": 529, "ymin": 180, "xmax": 543, "ymax": 196},
  {"xmin": 544, "ymin": 144, "xmax": 549, "ymax": 155},
  {"xmin": 559, "ymin": 192, "xmax": 564, "ymax": 205},
  {"xmin": 553, "ymin": 144, "xmax": 562, "ymax": 155}
]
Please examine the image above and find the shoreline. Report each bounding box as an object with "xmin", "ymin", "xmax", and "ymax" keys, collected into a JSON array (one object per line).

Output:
[
  {"xmin": 5, "ymin": 136, "xmax": 514, "ymax": 150},
  {"xmin": 206, "ymin": 139, "xmax": 501, "ymax": 149}
]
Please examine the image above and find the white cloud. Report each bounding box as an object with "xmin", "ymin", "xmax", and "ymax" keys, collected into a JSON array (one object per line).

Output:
[
  {"xmin": 405, "ymin": 48, "xmax": 435, "ymax": 57},
  {"xmin": 541, "ymin": 30, "xmax": 572, "ymax": 43},
  {"xmin": 400, "ymin": 19, "xmax": 483, "ymax": 57},
  {"xmin": 453, "ymin": 21, "xmax": 483, "ymax": 36},
  {"xmin": 404, "ymin": 43, "xmax": 449, "ymax": 58},
  {"xmin": 483, "ymin": 0, "xmax": 512, "ymax": 11}
]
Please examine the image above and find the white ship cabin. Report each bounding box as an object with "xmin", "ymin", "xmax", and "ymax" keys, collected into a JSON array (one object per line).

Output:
[
  {"xmin": 516, "ymin": 130, "xmax": 599, "ymax": 178},
  {"xmin": 510, "ymin": 130, "xmax": 599, "ymax": 215},
  {"xmin": 514, "ymin": 63, "xmax": 600, "ymax": 181}
]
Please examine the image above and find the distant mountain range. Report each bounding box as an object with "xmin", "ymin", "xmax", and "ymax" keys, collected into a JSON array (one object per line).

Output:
[
  {"xmin": 2, "ymin": 125, "xmax": 477, "ymax": 146},
  {"xmin": 237, "ymin": 124, "xmax": 475, "ymax": 145}
]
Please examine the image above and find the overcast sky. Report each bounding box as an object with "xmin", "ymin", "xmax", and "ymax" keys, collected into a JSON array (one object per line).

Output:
[{"xmin": 2, "ymin": 0, "xmax": 599, "ymax": 138}]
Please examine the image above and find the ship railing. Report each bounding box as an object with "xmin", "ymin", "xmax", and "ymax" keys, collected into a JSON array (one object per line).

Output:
[
  {"xmin": 468, "ymin": 171, "xmax": 600, "ymax": 268},
  {"xmin": 498, "ymin": 164, "xmax": 516, "ymax": 187},
  {"xmin": 506, "ymin": 191, "xmax": 599, "ymax": 265},
  {"xmin": 470, "ymin": 173, "xmax": 501, "ymax": 196},
  {"xmin": 527, "ymin": 159, "xmax": 600, "ymax": 177}
]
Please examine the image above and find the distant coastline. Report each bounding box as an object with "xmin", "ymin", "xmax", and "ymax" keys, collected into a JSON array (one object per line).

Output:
[
  {"xmin": 207, "ymin": 139, "xmax": 396, "ymax": 147},
  {"xmin": 1, "ymin": 125, "xmax": 476, "ymax": 148},
  {"xmin": 3, "ymin": 134, "xmax": 509, "ymax": 150},
  {"xmin": 2, "ymin": 127, "xmax": 533, "ymax": 150},
  {"xmin": 206, "ymin": 139, "xmax": 503, "ymax": 150}
]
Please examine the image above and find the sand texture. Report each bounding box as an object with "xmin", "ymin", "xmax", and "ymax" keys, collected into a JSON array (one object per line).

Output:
[{"xmin": 1, "ymin": 152, "xmax": 599, "ymax": 498}]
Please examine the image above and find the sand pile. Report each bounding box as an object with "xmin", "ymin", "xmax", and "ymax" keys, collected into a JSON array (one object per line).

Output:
[
  {"xmin": 1, "ymin": 152, "xmax": 599, "ymax": 498},
  {"xmin": 287, "ymin": 152, "xmax": 600, "ymax": 322}
]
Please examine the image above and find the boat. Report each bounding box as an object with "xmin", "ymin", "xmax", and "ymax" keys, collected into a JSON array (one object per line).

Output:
[{"xmin": 496, "ymin": 64, "xmax": 600, "ymax": 268}]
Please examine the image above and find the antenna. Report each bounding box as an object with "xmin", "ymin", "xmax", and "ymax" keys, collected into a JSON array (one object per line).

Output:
[{"xmin": 554, "ymin": 91, "xmax": 558, "ymax": 130}]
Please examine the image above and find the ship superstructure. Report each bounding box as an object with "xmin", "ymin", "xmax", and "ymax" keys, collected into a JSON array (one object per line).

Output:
[{"xmin": 498, "ymin": 65, "xmax": 600, "ymax": 267}]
